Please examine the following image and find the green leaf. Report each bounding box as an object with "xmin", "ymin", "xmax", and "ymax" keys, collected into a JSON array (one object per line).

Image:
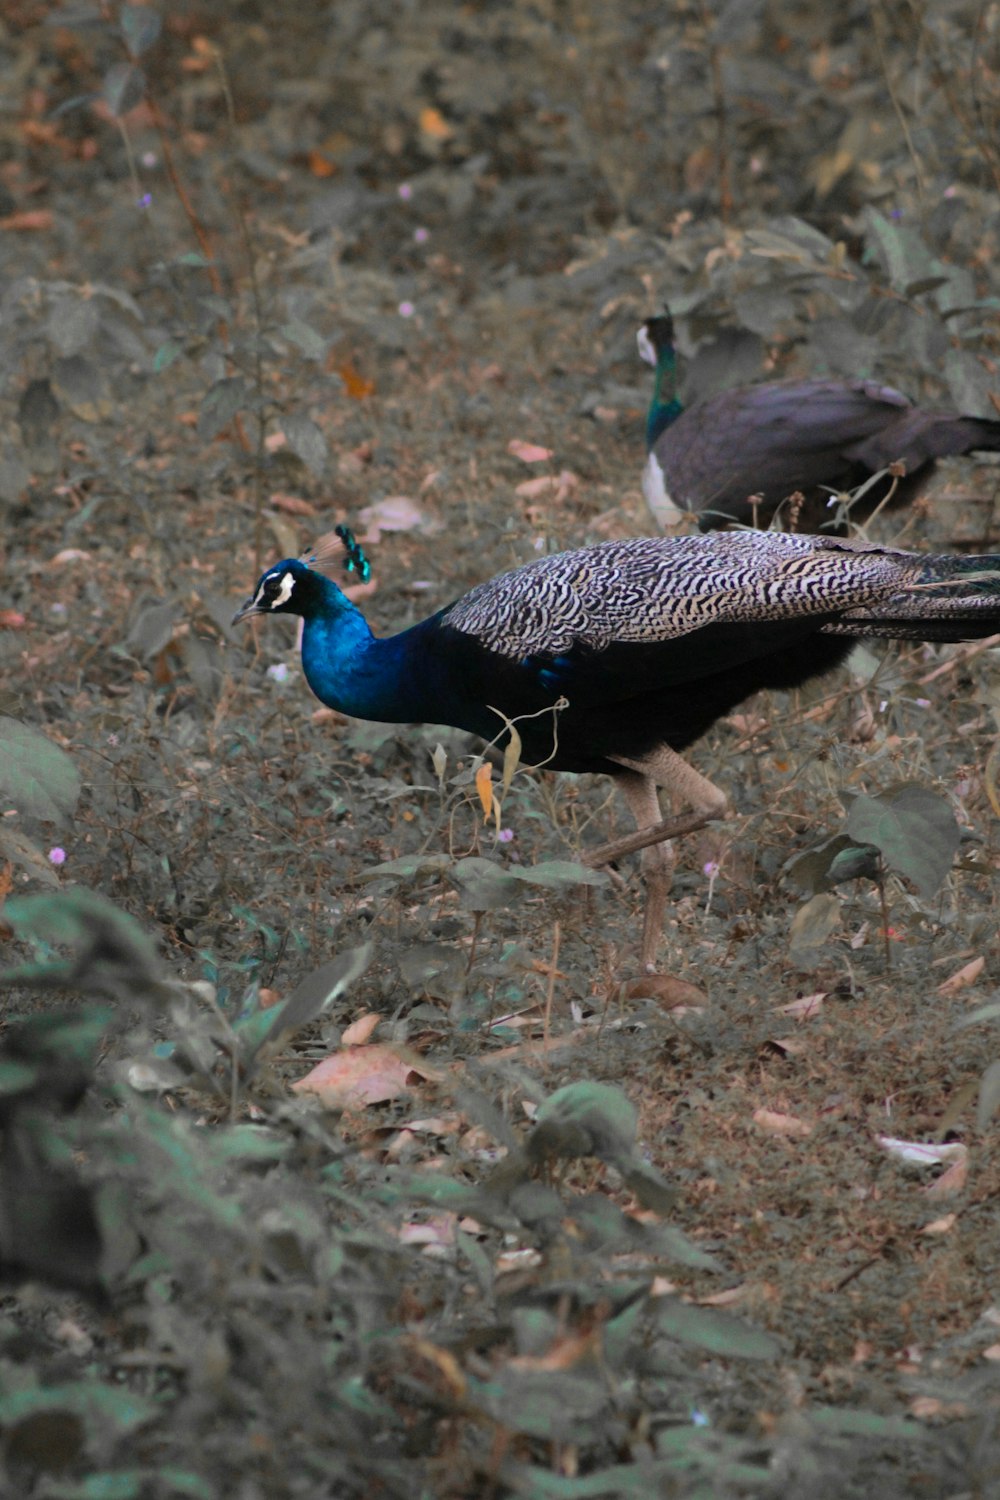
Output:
[
  {"xmin": 282, "ymin": 413, "xmax": 328, "ymax": 476},
  {"xmin": 198, "ymin": 376, "xmax": 249, "ymax": 440},
  {"xmin": 977, "ymin": 1059, "xmax": 1000, "ymax": 1132},
  {"xmin": 102, "ymin": 61, "xmax": 146, "ymax": 117},
  {"xmin": 651, "ymin": 1298, "xmax": 780, "ymax": 1360},
  {"xmin": 281, "ymin": 320, "xmax": 329, "ymax": 361},
  {"xmin": 808, "ymin": 1405, "xmax": 928, "ymax": 1441},
  {"xmin": 120, "ymin": 4, "xmax": 161, "ymax": 57},
  {"xmin": 513, "ymin": 859, "xmax": 609, "ymax": 890},
  {"xmin": 788, "ymin": 892, "xmax": 841, "ymax": 956},
  {"xmin": 0, "ymin": 717, "xmax": 81, "ymax": 822},
  {"xmin": 153, "ymin": 339, "xmax": 183, "ymax": 373},
  {"xmin": 529, "ymin": 1082, "xmax": 638, "ymax": 1167},
  {"xmin": 361, "ymin": 853, "xmax": 451, "ymax": 882},
  {"xmin": 0, "ymin": 1380, "xmax": 153, "ymax": 1437},
  {"xmin": 845, "ymin": 784, "xmax": 960, "ymax": 898},
  {"xmin": 449, "ymin": 856, "xmax": 523, "ymax": 911},
  {"xmin": 253, "ymin": 943, "xmax": 373, "ymax": 1058}
]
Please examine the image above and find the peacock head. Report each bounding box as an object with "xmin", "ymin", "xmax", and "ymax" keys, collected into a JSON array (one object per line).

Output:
[
  {"xmin": 232, "ymin": 526, "xmax": 372, "ymax": 625},
  {"xmin": 232, "ymin": 559, "xmax": 316, "ymax": 624}
]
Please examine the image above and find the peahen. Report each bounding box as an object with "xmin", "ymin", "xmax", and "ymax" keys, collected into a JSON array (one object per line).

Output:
[
  {"xmin": 639, "ymin": 311, "xmax": 1000, "ymax": 532},
  {"xmin": 234, "ymin": 525, "xmax": 1000, "ymax": 968}
]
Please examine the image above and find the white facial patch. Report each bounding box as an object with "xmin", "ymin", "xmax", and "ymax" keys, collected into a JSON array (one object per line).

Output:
[
  {"xmin": 636, "ymin": 325, "xmax": 656, "ymax": 367},
  {"xmin": 254, "ymin": 570, "xmax": 296, "ymax": 611}
]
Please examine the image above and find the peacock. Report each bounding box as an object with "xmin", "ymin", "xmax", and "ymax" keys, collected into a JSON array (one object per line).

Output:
[
  {"xmin": 639, "ymin": 310, "xmax": 1000, "ymax": 532},
  {"xmin": 234, "ymin": 525, "xmax": 1000, "ymax": 968}
]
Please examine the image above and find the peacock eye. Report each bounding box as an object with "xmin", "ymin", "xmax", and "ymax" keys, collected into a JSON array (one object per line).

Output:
[{"xmin": 254, "ymin": 570, "xmax": 295, "ymax": 610}]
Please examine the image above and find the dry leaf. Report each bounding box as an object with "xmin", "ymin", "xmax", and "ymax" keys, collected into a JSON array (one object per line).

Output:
[
  {"xmin": 475, "ymin": 761, "xmax": 493, "ymax": 819},
  {"xmin": 753, "ymin": 1108, "xmax": 813, "ymax": 1138},
  {"xmin": 925, "ymin": 1155, "xmax": 967, "ymax": 1200},
  {"xmin": 936, "ymin": 955, "xmax": 985, "ymax": 995},
  {"xmin": 624, "ymin": 975, "xmax": 707, "ymax": 1009},
  {"xmin": 0, "ymin": 210, "xmax": 54, "ymax": 232},
  {"xmin": 514, "ymin": 476, "xmax": 557, "ymax": 498},
  {"xmin": 0, "ymin": 610, "xmax": 25, "ymax": 629},
  {"xmin": 292, "ymin": 1043, "xmax": 437, "ymax": 1107},
  {"xmin": 418, "ymin": 106, "xmax": 453, "ymax": 141},
  {"xmin": 920, "ymin": 1214, "xmax": 956, "ymax": 1235},
  {"xmin": 357, "ymin": 496, "xmax": 428, "ymax": 537},
  {"xmin": 877, "ymin": 1137, "xmax": 966, "ymax": 1167},
  {"xmin": 342, "ymin": 1011, "xmax": 381, "ymax": 1047},
  {"xmin": 507, "ymin": 439, "xmax": 553, "ymax": 463},
  {"xmin": 777, "ymin": 992, "xmax": 827, "ymax": 1020},
  {"xmin": 767, "ymin": 1036, "xmax": 809, "ymax": 1056},
  {"xmin": 270, "ymin": 492, "xmax": 318, "ymax": 517}
]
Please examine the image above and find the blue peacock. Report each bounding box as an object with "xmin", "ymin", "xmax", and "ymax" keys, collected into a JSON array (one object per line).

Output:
[
  {"xmin": 639, "ymin": 310, "xmax": 1000, "ymax": 532},
  {"xmin": 234, "ymin": 525, "xmax": 1000, "ymax": 966}
]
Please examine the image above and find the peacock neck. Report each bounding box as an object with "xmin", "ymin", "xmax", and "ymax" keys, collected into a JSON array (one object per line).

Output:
[
  {"xmin": 298, "ymin": 578, "xmax": 446, "ymax": 726},
  {"xmin": 647, "ymin": 347, "xmax": 683, "ymax": 447}
]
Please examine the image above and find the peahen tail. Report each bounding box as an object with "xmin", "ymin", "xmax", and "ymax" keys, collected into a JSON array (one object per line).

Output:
[{"xmin": 830, "ymin": 551, "xmax": 1000, "ymax": 642}]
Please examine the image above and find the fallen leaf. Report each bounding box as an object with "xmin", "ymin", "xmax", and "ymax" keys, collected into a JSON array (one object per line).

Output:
[
  {"xmin": 766, "ymin": 1036, "xmax": 809, "ymax": 1056},
  {"xmin": 0, "ymin": 210, "xmax": 54, "ymax": 232},
  {"xmin": 515, "ymin": 476, "xmax": 558, "ymax": 498},
  {"xmin": 878, "ymin": 1137, "xmax": 966, "ymax": 1167},
  {"xmin": 341, "ymin": 1011, "xmax": 381, "ymax": 1047},
  {"xmin": 921, "ymin": 1214, "xmax": 956, "ymax": 1235},
  {"xmin": 0, "ymin": 610, "xmax": 25, "ymax": 629},
  {"xmin": 624, "ymin": 975, "xmax": 707, "ymax": 1009},
  {"xmin": 292, "ymin": 1043, "xmax": 438, "ymax": 1107},
  {"xmin": 753, "ymin": 1108, "xmax": 813, "ymax": 1138},
  {"xmin": 270, "ymin": 492, "xmax": 318, "ymax": 517},
  {"xmin": 418, "ymin": 106, "xmax": 453, "ymax": 141},
  {"xmin": 50, "ymin": 550, "xmax": 93, "ymax": 565},
  {"xmin": 507, "ymin": 439, "xmax": 553, "ymax": 463},
  {"xmin": 777, "ymin": 992, "xmax": 826, "ymax": 1020},
  {"xmin": 983, "ymin": 1343, "xmax": 1000, "ymax": 1361},
  {"xmin": 925, "ymin": 1155, "xmax": 967, "ymax": 1200},
  {"xmin": 937, "ymin": 955, "xmax": 985, "ymax": 995},
  {"xmin": 333, "ymin": 362, "xmax": 375, "ymax": 400},
  {"xmin": 358, "ymin": 496, "xmax": 429, "ymax": 537}
]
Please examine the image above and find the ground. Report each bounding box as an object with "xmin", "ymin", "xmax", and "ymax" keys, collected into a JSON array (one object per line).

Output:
[{"xmin": 1, "ymin": 2, "xmax": 1000, "ymax": 1496}]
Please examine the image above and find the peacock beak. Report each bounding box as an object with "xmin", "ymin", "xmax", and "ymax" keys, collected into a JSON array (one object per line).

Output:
[{"xmin": 231, "ymin": 595, "xmax": 262, "ymax": 626}]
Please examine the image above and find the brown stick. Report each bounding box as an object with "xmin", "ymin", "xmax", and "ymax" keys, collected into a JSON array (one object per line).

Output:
[{"xmin": 581, "ymin": 809, "xmax": 720, "ymax": 868}]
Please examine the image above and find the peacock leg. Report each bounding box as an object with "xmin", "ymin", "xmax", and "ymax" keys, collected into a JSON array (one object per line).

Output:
[{"xmin": 612, "ymin": 749, "xmax": 729, "ymax": 969}]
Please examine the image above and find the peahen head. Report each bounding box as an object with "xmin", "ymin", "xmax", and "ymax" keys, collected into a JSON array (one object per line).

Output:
[
  {"xmin": 637, "ymin": 310, "xmax": 676, "ymax": 370},
  {"xmin": 638, "ymin": 309, "xmax": 682, "ymax": 447}
]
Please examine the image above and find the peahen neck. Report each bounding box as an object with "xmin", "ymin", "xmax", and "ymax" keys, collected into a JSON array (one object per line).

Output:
[
  {"xmin": 646, "ymin": 340, "xmax": 683, "ymax": 447},
  {"xmin": 298, "ymin": 575, "xmax": 432, "ymax": 724}
]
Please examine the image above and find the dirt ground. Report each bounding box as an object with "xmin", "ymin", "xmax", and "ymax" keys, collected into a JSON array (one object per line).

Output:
[{"xmin": 2, "ymin": 2, "xmax": 1000, "ymax": 1496}]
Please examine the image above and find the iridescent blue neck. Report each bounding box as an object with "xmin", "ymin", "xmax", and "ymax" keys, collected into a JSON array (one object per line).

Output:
[
  {"xmin": 646, "ymin": 346, "xmax": 683, "ymax": 447},
  {"xmin": 298, "ymin": 576, "xmax": 437, "ymax": 724}
]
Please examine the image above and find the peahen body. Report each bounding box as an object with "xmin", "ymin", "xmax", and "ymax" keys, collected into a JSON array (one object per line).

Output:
[
  {"xmin": 639, "ymin": 312, "xmax": 1000, "ymax": 532},
  {"xmin": 234, "ymin": 527, "xmax": 1000, "ymax": 967}
]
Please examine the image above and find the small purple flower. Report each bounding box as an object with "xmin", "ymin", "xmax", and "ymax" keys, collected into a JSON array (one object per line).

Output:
[
  {"xmin": 137, "ymin": 193, "xmax": 152, "ymax": 208},
  {"xmin": 397, "ymin": 182, "xmax": 413, "ymax": 201},
  {"xmin": 267, "ymin": 662, "xmax": 289, "ymax": 683},
  {"xmin": 702, "ymin": 860, "xmax": 719, "ymax": 879},
  {"xmin": 398, "ymin": 301, "xmax": 415, "ymax": 318},
  {"xmin": 141, "ymin": 151, "xmax": 158, "ymax": 168},
  {"xmin": 49, "ymin": 847, "xmax": 66, "ymax": 866},
  {"xmin": 498, "ymin": 828, "xmax": 515, "ymax": 843},
  {"xmin": 414, "ymin": 226, "xmax": 429, "ymax": 244}
]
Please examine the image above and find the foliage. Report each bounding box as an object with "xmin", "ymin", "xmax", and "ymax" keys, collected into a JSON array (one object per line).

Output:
[{"xmin": 1, "ymin": 1, "xmax": 1000, "ymax": 1496}]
